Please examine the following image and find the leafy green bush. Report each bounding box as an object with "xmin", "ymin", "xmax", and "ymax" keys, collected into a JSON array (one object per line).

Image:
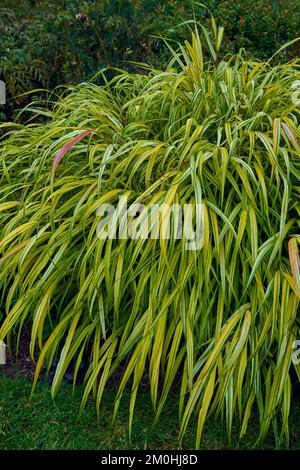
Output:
[
  {"xmin": 0, "ymin": 19, "xmax": 300, "ymax": 448},
  {"xmin": 0, "ymin": 1, "xmax": 190, "ymax": 100},
  {"xmin": 1, "ymin": 0, "xmax": 300, "ymax": 121},
  {"xmin": 211, "ymin": 0, "xmax": 300, "ymax": 60}
]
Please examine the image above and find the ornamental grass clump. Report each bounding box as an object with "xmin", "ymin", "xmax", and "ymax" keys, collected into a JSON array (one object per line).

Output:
[{"xmin": 0, "ymin": 18, "xmax": 299, "ymax": 447}]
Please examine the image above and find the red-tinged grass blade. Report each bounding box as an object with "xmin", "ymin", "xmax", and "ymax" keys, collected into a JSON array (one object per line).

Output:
[
  {"xmin": 289, "ymin": 238, "xmax": 300, "ymax": 298},
  {"xmin": 51, "ymin": 129, "xmax": 94, "ymax": 180},
  {"xmin": 281, "ymin": 122, "xmax": 300, "ymax": 152}
]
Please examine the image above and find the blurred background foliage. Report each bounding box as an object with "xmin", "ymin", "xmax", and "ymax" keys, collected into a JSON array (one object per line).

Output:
[{"xmin": 0, "ymin": 0, "xmax": 300, "ymax": 120}]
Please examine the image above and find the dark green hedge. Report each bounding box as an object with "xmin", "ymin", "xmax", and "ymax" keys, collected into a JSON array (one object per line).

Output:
[{"xmin": 1, "ymin": 0, "xmax": 299, "ymax": 119}]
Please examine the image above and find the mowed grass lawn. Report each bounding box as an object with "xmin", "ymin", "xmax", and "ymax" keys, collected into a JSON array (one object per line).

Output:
[{"xmin": 1, "ymin": 372, "xmax": 300, "ymax": 450}]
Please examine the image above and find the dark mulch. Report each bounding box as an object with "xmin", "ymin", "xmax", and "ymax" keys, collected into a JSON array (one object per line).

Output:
[{"xmin": 2, "ymin": 330, "xmax": 36, "ymax": 379}]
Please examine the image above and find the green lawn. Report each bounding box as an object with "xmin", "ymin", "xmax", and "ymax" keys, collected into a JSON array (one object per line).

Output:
[{"xmin": 1, "ymin": 372, "xmax": 300, "ymax": 450}]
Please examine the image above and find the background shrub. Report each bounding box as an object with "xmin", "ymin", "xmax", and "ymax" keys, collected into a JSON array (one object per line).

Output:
[{"xmin": 1, "ymin": 0, "xmax": 300, "ymax": 121}]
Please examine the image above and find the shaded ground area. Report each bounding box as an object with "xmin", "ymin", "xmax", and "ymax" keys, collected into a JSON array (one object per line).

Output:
[
  {"xmin": 1, "ymin": 333, "xmax": 35, "ymax": 379},
  {"xmin": 1, "ymin": 372, "xmax": 300, "ymax": 450}
]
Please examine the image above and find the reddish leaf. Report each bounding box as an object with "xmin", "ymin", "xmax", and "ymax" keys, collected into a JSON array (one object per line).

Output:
[{"xmin": 51, "ymin": 129, "xmax": 94, "ymax": 180}]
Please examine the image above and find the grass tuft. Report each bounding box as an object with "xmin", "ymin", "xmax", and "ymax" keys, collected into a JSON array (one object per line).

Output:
[{"xmin": 0, "ymin": 18, "xmax": 299, "ymax": 448}]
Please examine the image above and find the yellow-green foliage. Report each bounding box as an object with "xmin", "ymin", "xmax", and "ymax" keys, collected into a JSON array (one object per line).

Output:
[{"xmin": 0, "ymin": 20, "xmax": 300, "ymax": 447}]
